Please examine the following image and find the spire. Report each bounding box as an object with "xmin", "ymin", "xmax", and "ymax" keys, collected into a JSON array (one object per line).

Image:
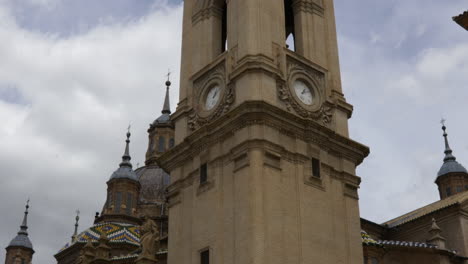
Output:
[
  {"xmin": 8, "ymin": 199, "xmax": 33, "ymax": 250},
  {"xmin": 441, "ymin": 120, "xmax": 456, "ymax": 162},
  {"xmin": 71, "ymin": 210, "xmax": 80, "ymax": 243},
  {"xmin": 162, "ymin": 71, "xmax": 171, "ymax": 115},
  {"xmin": 18, "ymin": 199, "xmax": 30, "ymax": 236},
  {"xmin": 119, "ymin": 126, "xmax": 132, "ymax": 168}
]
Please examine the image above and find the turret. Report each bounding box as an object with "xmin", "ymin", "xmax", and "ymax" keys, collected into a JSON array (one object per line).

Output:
[
  {"xmin": 145, "ymin": 78, "xmax": 175, "ymax": 165},
  {"xmin": 435, "ymin": 121, "xmax": 468, "ymax": 199},
  {"xmin": 96, "ymin": 129, "xmax": 141, "ymax": 224},
  {"xmin": 5, "ymin": 200, "xmax": 34, "ymax": 264}
]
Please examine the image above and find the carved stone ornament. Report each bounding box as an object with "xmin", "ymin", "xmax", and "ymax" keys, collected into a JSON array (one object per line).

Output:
[
  {"xmin": 277, "ymin": 59, "xmax": 333, "ymax": 126},
  {"xmin": 189, "ymin": 63, "xmax": 235, "ymax": 131}
]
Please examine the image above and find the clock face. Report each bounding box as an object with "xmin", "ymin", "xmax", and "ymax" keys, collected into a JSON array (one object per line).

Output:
[
  {"xmin": 293, "ymin": 80, "xmax": 313, "ymax": 105},
  {"xmin": 205, "ymin": 84, "xmax": 221, "ymax": 110}
]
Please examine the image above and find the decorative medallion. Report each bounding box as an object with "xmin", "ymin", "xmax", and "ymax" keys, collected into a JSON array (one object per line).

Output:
[{"xmin": 189, "ymin": 62, "xmax": 235, "ymax": 131}]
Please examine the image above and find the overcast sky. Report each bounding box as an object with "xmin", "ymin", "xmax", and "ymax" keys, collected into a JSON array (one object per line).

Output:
[{"xmin": 0, "ymin": 0, "xmax": 467, "ymax": 263}]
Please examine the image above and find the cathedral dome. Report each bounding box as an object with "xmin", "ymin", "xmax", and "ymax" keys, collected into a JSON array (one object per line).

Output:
[{"xmin": 137, "ymin": 165, "xmax": 170, "ymax": 203}]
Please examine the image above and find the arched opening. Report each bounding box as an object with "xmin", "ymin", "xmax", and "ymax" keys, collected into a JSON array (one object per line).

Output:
[
  {"xmin": 284, "ymin": 0, "xmax": 295, "ymax": 51},
  {"xmin": 221, "ymin": 2, "xmax": 228, "ymax": 53}
]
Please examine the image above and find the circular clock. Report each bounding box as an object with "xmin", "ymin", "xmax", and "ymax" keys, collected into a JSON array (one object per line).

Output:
[
  {"xmin": 205, "ymin": 84, "xmax": 221, "ymax": 110},
  {"xmin": 293, "ymin": 79, "xmax": 313, "ymax": 105}
]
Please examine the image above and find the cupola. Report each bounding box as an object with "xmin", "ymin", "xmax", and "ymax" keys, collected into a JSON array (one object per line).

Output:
[
  {"xmin": 97, "ymin": 129, "xmax": 141, "ymax": 224},
  {"xmin": 146, "ymin": 78, "xmax": 175, "ymax": 166},
  {"xmin": 5, "ymin": 200, "xmax": 34, "ymax": 264},
  {"xmin": 435, "ymin": 122, "xmax": 468, "ymax": 199}
]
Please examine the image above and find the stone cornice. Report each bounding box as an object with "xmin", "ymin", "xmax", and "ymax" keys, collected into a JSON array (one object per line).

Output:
[
  {"xmin": 157, "ymin": 101, "xmax": 369, "ymax": 172},
  {"xmin": 292, "ymin": 0, "xmax": 325, "ymax": 16}
]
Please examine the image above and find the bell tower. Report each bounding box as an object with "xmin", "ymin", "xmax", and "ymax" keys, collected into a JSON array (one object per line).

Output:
[{"xmin": 159, "ymin": 0, "xmax": 369, "ymax": 263}]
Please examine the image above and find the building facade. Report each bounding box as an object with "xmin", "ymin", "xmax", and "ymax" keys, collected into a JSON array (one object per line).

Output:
[{"xmin": 4, "ymin": 2, "xmax": 468, "ymax": 264}]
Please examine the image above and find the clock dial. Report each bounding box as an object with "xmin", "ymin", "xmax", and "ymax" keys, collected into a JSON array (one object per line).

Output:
[
  {"xmin": 205, "ymin": 85, "xmax": 221, "ymax": 110},
  {"xmin": 293, "ymin": 80, "xmax": 313, "ymax": 105}
]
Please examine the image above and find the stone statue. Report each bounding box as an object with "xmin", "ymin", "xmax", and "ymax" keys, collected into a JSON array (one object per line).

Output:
[{"xmin": 139, "ymin": 217, "xmax": 160, "ymax": 260}]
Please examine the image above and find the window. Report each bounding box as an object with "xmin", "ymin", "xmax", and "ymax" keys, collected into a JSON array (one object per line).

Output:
[
  {"xmin": 200, "ymin": 249, "xmax": 210, "ymax": 264},
  {"xmin": 284, "ymin": 0, "xmax": 295, "ymax": 51},
  {"xmin": 457, "ymin": 186, "xmax": 463, "ymax": 193},
  {"xmin": 126, "ymin": 193, "xmax": 133, "ymax": 215},
  {"xmin": 169, "ymin": 138, "xmax": 175, "ymax": 148},
  {"xmin": 312, "ymin": 158, "xmax": 321, "ymax": 178},
  {"xmin": 158, "ymin": 136, "xmax": 165, "ymax": 152},
  {"xmin": 200, "ymin": 163, "xmax": 208, "ymax": 184},
  {"xmin": 446, "ymin": 187, "xmax": 452, "ymax": 197},
  {"xmin": 115, "ymin": 192, "xmax": 122, "ymax": 213}
]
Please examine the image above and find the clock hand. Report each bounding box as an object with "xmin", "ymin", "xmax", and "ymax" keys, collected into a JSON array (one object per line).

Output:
[
  {"xmin": 302, "ymin": 89, "xmax": 306, "ymax": 95},
  {"xmin": 213, "ymin": 90, "xmax": 218, "ymax": 98}
]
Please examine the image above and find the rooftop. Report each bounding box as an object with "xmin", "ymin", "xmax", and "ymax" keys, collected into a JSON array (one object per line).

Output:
[{"xmin": 383, "ymin": 191, "xmax": 468, "ymax": 227}]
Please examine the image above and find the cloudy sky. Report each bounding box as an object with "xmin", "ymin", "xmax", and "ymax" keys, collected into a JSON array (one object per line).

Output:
[{"xmin": 0, "ymin": 0, "xmax": 467, "ymax": 263}]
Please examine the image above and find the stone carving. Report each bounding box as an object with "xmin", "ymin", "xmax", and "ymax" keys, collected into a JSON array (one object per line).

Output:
[
  {"xmin": 139, "ymin": 217, "xmax": 160, "ymax": 260},
  {"xmin": 189, "ymin": 62, "xmax": 234, "ymax": 131},
  {"xmin": 277, "ymin": 58, "xmax": 333, "ymax": 126}
]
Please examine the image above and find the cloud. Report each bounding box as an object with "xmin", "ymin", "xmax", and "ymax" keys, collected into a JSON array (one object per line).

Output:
[
  {"xmin": 336, "ymin": 0, "xmax": 468, "ymax": 223},
  {"xmin": 0, "ymin": 1, "xmax": 182, "ymax": 263}
]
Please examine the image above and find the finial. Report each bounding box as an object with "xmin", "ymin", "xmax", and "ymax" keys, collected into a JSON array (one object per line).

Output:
[
  {"xmin": 18, "ymin": 199, "xmax": 30, "ymax": 235},
  {"xmin": 441, "ymin": 119, "xmax": 456, "ymax": 162},
  {"xmin": 162, "ymin": 73, "xmax": 171, "ymax": 115},
  {"xmin": 119, "ymin": 127, "xmax": 133, "ymax": 168},
  {"xmin": 428, "ymin": 218, "xmax": 446, "ymax": 248},
  {"xmin": 72, "ymin": 210, "xmax": 80, "ymax": 242},
  {"xmin": 165, "ymin": 69, "xmax": 171, "ymax": 87}
]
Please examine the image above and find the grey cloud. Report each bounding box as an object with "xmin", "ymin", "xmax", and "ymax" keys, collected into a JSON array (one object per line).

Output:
[{"xmin": 0, "ymin": 2, "xmax": 183, "ymax": 263}]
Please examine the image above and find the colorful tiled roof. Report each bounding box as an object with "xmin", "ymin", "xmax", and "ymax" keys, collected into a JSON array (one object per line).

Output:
[
  {"xmin": 382, "ymin": 191, "xmax": 468, "ymax": 227},
  {"xmin": 361, "ymin": 231, "xmax": 381, "ymax": 247},
  {"xmin": 59, "ymin": 222, "xmax": 140, "ymax": 252}
]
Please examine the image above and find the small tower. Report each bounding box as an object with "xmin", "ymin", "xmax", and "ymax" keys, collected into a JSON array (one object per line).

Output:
[
  {"xmin": 97, "ymin": 129, "xmax": 141, "ymax": 224},
  {"xmin": 427, "ymin": 218, "xmax": 446, "ymax": 249},
  {"xmin": 146, "ymin": 78, "xmax": 175, "ymax": 166},
  {"xmin": 436, "ymin": 122, "xmax": 468, "ymax": 199},
  {"xmin": 5, "ymin": 200, "xmax": 34, "ymax": 264}
]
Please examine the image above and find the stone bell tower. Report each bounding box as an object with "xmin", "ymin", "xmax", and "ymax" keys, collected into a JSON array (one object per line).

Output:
[{"xmin": 158, "ymin": 0, "xmax": 369, "ymax": 263}]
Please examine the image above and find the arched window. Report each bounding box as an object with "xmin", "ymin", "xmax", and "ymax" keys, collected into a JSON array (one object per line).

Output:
[
  {"xmin": 221, "ymin": 2, "xmax": 228, "ymax": 53},
  {"xmin": 126, "ymin": 193, "xmax": 133, "ymax": 215},
  {"xmin": 158, "ymin": 136, "xmax": 165, "ymax": 152},
  {"xmin": 115, "ymin": 192, "xmax": 122, "ymax": 213},
  {"xmin": 284, "ymin": 0, "xmax": 295, "ymax": 51}
]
